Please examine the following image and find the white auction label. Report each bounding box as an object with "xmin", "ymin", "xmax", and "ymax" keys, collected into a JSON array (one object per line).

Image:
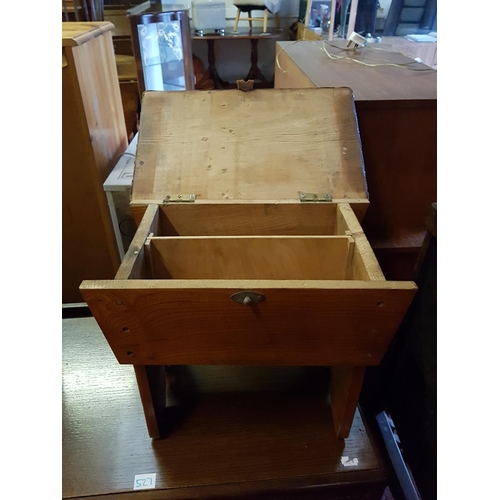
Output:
[
  {"xmin": 133, "ymin": 473, "xmax": 157, "ymax": 490},
  {"xmin": 341, "ymin": 456, "xmax": 359, "ymax": 467}
]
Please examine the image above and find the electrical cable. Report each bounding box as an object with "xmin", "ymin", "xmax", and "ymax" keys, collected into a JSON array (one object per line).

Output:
[
  {"xmin": 276, "ymin": 39, "xmax": 435, "ymax": 73},
  {"xmin": 275, "ymin": 39, "xmax": 308, "ymax": 72},
  {"xmin": 318, "ymin": 41, "xmax": 433, "ymax": 70}
]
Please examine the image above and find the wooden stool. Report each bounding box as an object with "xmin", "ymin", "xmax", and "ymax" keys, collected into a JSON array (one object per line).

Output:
[{"xmin": 233, "ymin": 0, "xmax": 281, "ymax": 32}]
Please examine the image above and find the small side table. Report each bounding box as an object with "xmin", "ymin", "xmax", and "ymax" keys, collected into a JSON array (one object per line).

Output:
[{"xmin": 192, "ymin": 26, "xmax": 288, "ymax": 88}]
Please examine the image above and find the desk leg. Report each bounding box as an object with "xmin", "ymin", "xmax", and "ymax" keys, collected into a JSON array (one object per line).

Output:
[
  {"xmin": 134, "ymin": 365, "xmax": 167, "ymax": 439},
  {"xmin": 330, "ymin": 366, "xmax": 366, "ymax": 439},
  {"xmin": 245, "ymin": 39, "xmax": 269, "ymax": 85}
]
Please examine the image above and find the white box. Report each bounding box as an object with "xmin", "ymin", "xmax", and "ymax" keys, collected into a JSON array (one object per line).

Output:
[
  {"xmin": 103, "ymin": 134, "xmax": 138, "ymax": 260},
  {"xmin": 191, "ymin": 0, "xmax": 226, "ymax": 33}
]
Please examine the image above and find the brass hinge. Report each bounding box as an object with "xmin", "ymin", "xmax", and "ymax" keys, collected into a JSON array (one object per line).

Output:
[
  {"xmin": 299, "ymin": 193, "xmax": 332, "ymax": 202},
  {"xmin": 163, "ymin": 194, "xmax": 196, "ymax": 204}
]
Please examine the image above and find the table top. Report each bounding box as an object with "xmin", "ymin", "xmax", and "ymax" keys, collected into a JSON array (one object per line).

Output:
[
  {"xmin": 276, "ymin": 40, "xmax": 437, "ymax": 101},
  {"xmin": 381, "ymin": 35, "xmax": 437, "ymax": 46},
  {"xmin": 192, "ymin": 26, "xmax": 286, "ymax": 40},
  {"xmin": 63, "ymin": 316, "xmax": 389, "ymax": 498},
  {"xmin": 62, "ymin": 21, "xmax": 114, "ymax": 47}
]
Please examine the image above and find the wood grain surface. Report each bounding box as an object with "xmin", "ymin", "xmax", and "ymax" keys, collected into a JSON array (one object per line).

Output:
[
  {"xmin": 380, "ymin": 36, "xmax": 437, "ymax": 69},
  {"xmin": 115, "ymin": 205, "xmax": 160, "ymax": 281},
  {"xmin": 131, "ymin": 88, "xmax": 368, "ymax": 206},
  {"xmin": 130, "ymin": 200, "xmax": 370, "ymax": 230},
  {"xmin": 148, "ymin": 235, "xmax": 353, "ymax": 280},
  {"xmin": 63, "ymin": 316, "xmax": 389, "ymax": 499},
  {"xmin": 62, "ymin": 21, "xmax": 115, "ymax": 46},
  {"xmin": 80, "ymin": 279, "xmax": 416, "ymax": 366},
  {"xmin": 71, "ymin": 31, "xmax": 128, "ymax": 185},
  {"xmin": 331, "ymin": 366, "xmax": 366, "ymax": 438},
  {"xmin": 337, "ymin": 203, "xmax": 385, "ymax": 281},
  {"xmin": 62, "ymin": 26, "xmax": 126, "ymax": 302},
  {"xmin": 275, "ymin": 41, "xmax": 437, "ymax": 101}
]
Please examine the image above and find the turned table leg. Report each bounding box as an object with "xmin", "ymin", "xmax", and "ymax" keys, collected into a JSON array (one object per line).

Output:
[
  {"xmin": 330, "ymin": 366, "xmax": 366, "ymax": 439},
  {"xmin": 206, "ymin": 39, "xmax": 228, "ymax": 89},
  {"xmin": 245, "ymin": 39, "xmax": 268, "ymax": 83},
  {"xmin": 134, "ymin": 365, "xmax": 167, "ymax": 439}
]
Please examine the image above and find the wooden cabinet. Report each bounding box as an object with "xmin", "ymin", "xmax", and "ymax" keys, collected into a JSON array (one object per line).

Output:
[
  {"xmin": 62, "ymin": 22, "xmax": 128, "ymax": 303},
  {"xmin": 274, "ymin": 40, "xmax": 437, "ymax": 281},
  {"xmin": 81, "ymin": 88, "xmax": 416, "ymax": 441},
  {"xmin": 128, "ymin": 5, "xmax": 195, "ymax": 94}
]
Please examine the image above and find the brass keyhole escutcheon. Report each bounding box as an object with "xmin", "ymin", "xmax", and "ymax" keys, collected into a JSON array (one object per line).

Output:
[{"xmin": 231, "ymin": 291, "xmax": 265, "ymax": 306}]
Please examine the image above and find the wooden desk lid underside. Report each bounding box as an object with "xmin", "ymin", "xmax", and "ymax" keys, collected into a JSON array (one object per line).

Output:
[{"xmin": 131, "ymin": 88, "xmax": 368, "ymax": 205}]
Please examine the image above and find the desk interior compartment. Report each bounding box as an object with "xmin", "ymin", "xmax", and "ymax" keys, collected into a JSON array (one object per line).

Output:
[
  {"xmin": 80, "ymin": 202, "xmax": 416, "ymax": 368},
  {"xmin": 128, "ymin": 201, "xmax": 387, "ymax": 281}
]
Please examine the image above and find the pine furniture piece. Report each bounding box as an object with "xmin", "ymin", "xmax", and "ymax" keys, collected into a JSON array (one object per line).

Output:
[
  {"xmin": 80, "ymin": 87, "xmax": 417, "ymax": 441},
  {"xmin": 379, "ymin": 35, "xmax": 437, "ymax": 69},
  {"xmin": 274, "ymin": 40, "xmax": 437, "ymax": 280},
  {"xmin": 62, "ymin": 22, "xmax": 128, "ymax": 303}
]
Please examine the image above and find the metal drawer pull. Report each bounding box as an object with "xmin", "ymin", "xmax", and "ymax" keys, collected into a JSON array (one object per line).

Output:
[{"xmin": 231, "ymin": 291, "xmax": 265, "ymax": 306}]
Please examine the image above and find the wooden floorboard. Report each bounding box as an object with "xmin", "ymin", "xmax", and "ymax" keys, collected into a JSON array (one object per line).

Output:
[{"xmin": 63, "ymin": 317, "xmax": 390, "ymax": 499}]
